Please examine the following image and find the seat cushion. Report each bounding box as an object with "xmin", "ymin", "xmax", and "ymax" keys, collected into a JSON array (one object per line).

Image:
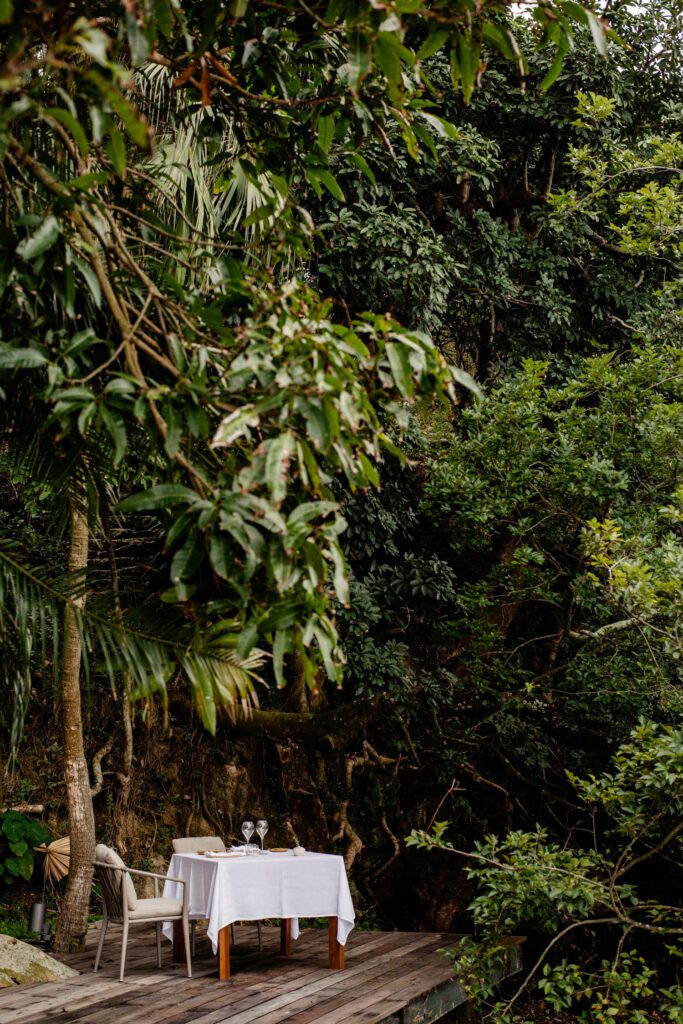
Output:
[
  {"xmin": 95, "ymin": 843, "xmax": 138, "ymax": 911},
  {"xmin": 128, "ymin": 898, "xmax": 183, "ymax": 921},
  {"xmin": 172, "ymin": 835, "xmax": 225, "ymax": 854}
]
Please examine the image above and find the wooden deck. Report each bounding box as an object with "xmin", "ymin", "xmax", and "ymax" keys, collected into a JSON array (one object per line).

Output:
[{"xmin": 0, "ymin": 924, "xmax": 523, "ymax": 1024}]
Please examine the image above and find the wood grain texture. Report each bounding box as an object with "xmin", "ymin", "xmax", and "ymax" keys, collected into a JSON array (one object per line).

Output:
[
  {"xmin": 218, "ymin": 925, "xmax": 231, "ymax": 980},
  {"xmin": 327, "ymin": 918, "xmax": 344, "ymax": 970},
  {"xmin": 0, "ymin": 924, "xmax": 523, "ymax": 1024}
]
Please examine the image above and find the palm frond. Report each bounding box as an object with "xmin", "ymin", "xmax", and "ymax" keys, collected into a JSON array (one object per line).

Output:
[{"xmin": 0, "ymin": 539, "xmax": 262, "ymax": 759}]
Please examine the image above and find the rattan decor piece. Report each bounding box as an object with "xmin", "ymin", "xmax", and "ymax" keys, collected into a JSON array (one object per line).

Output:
[{"xmin": 36, "ymin": 836, "xmax": 70, "ymax": 882}]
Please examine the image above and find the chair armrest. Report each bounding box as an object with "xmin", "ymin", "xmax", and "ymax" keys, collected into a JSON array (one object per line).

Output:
[
  {"xmin": 118, "ymin": 866, "xmax": 186, "ymax": 888},
  {"xmin": 94, "ymin": 862, "xmax": 186, "ymax": 890}
]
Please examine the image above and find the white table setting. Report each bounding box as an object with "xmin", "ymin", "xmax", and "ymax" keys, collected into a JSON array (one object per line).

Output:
[{"xmin": 162, "ymin": 819, "xmax": 355, "ymax": 979}]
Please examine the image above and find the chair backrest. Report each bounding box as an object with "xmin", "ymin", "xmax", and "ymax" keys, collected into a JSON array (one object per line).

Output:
[
  {"xmin": 172, "ymin": 835, "xmax": 225, "ymax": 854},
  {"xmin": 94, "ymin": 843, "xmax": 138, "ymax": 919}
]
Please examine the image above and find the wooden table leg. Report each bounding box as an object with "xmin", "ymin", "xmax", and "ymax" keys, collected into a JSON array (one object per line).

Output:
[
  {"xmin": 172, "ymin": 919, "xmax": 186, "ymax": 964},
  {"xmin": 280, "ymin": 918, "xmax": 292, "ymax": 957},
  {"xmin": 328, "ymin": 917, "xmax": 345, "ymax": 970},
  {"xmin": 218, "ymin": 924, "xmax": 231, "ymax": 980}
]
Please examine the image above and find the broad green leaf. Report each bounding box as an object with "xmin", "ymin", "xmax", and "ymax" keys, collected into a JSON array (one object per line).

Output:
[
  {"xmin": 171, "ymin": 531, "xmax": 204, "ymax": 583},
  {"xmin": 374, "ymin": 33, "xmax": 402, "ymax": 86},
  {"xmin": 306, "ymin": 167, "xmax": 346, "ymax": 202},
  {"xmin": 386, "ymin": 341, "xmax": 414, "ymax": 399},
  {"xmin": 585, "ymin": 10, "xmax": 608, "ymax": 57},
  {"xmin": 358, "ymin": 452, "xmax": 380, "ymax": 488},
  {"xmin": 300, "ymin": 399, "xmax": 331, "ymax": 451},
  {"xmin": 264, "ymin": 431, "xmax": 294, "ymax": 505},
  {"xmin": 0, "ymin": 344, "xmax": 47, "ymax": 369},
  {"xmin": 347, "ymin": 152, "xmax": 376, "ymax": 186},
  {"xmin": 45, "ymin": 107, "xmax": 89, "ymax": 157},
  {"xmin": 106, "ymin": 123, "xmax": 126, "ymax": 175},
  {"xmin": 16, "ymin": 216, "xmax": 60, "ymax": 260},
  {"xmin": 73, "ymin": 254, "xmax": 103, "ymax": 308},
  {"xmin": 328, "ymin": 542, "xmax": 349, "ymax": 606},
  {"xmin": 273, "ymin": 629, "xmax": 287, "ymax": 688},
  {"xmin": 417, "ymin": 28, "xmax": 449, "ymax": 61},
  {"xmin": 540, "ymin": 35, "xmax": 570, "ymax": 91},
  {"xmin": 317, "ymin": 115, "xmax": 335, "ymax": 155},
  {"xmin": 212, "ymin": 404, "xmax": 260, "ymax": 447},
  {"xmin": 419, "ymin": 112, "xmax": 459, "ymax": 141},
  {"xmin": 348, "ymin": 30, "xmax": 371, "ymax": 93},
  {"xmin": 152, "ymin": 0, "xmax": 174, "ymax": 39},
  {"xmin": 0, "ymin": 0, "xmax": 13, "ymax": 24},
  {"xmin": 209, "ymin": 534, "xmax": 233, "ymax": 580},
  {"xmin": 100, "ymin": 405, "xmax": 127, "ymax": 465},
  {"xmin": 118, "ymin": 484, "xmax": 198, "ymax": 512},
  {"xmin": 450, "ymin": 365, "xmax": 483, "ymax": 399}
]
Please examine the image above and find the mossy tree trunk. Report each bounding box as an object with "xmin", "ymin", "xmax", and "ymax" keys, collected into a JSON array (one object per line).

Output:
[{"xmin": 54, "ymin": 503, "xmax": 96, "ymax": 953}]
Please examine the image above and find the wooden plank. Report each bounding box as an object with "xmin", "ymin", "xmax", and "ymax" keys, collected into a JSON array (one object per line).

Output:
[
  {"xmin": 268, "ymin": 942, "xmax": 450, "ymax": 1024},
  {"xmin": 301, "ymin": 956, "xmax": 455, "ymax": 1024},
  {"xmin": 189, "ymin": 935, "xmax": 441, "ymax": 1024},
  {"xmin": 327, "ymin": 919, "xmax": 344, "ymax": 970},
  {"xmin": 1, "ymin": 927, "xmax": 522, "ymax": 1024},
  {"xmin": 174, "ymin": 933, "xmax": 436, "ymax": 1024}
]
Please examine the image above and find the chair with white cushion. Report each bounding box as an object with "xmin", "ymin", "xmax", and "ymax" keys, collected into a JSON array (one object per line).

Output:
[
  {"xmin": 171, "ymin": 836, "xmax": 262, "ymax": 951},
  {"xmin": 93, "ymin": 843, "xmax": 191, "ymax": 982}
]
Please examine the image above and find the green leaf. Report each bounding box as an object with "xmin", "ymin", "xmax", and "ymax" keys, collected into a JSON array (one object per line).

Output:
[
  {"xmin": 208, "ymin": 534, "xmax": 233, "ymax": 580},
  {"xmin": 329, "ymin": 541, "xmax": 349, "ymax": 606},
  {"xmin": 118, "ymin": 484, "xmax": 198, "ymax": 512},
  {"xmin": 264, "ymin": 431, "xmax": 294, "ymax": 505},
  {"xmin": 0, "ymin": 0, "xmax": 13, "ymax": 25},
  {"xmin": 300, "ymin": 399, "xmax": 331, "ymax": 451},
  {"xmin": 306, "ymin": 167, "xmax": 346, "ymax": 202},
  {"xmin": 450, "ymin": 365, "xmax": 483, "ymax": 399},
  {"xmin": 45, "ymin": 107, "xmax": 89, "ymax": 157},
  {"xmin": 16, "ymin": 216, "xmax": 60, "ymax": 260},
  {"xmin": 585, "ymin": 10, "xmax": 608, "ymax": 57},
  {"xmin": 273, "ymin": 629, "xmax": 287, "ymax": 688},
  {"xmin": 72, "ymin": 253, "xmax": 102, "ymax": 308},
  {"xmin": 540, "ymin": 35, "xmax": 570, "ymax": 91},
  {"xmin": 374, "ymin": 33, "xmax": 402, "ymax": 86},
  {"xmin": 417, "ymin": 28, "xmax": 449, "ymax": 61},
  {"xmin": 386, "ymin": 341, "xmax": 414, "ymax": 399},
  {"xmin": 100, "ymin": 405, "xmax": 127, "ymax": 465},
  {"xmin": 348, "ymin": 30, "xmax": 371, "ymax": 93},
  {"xmin": 106, "ymin": 123, "xmax": 126, "ymax": 176},
  {"xmin": 152, "ymin": 0, "xmax": 174, "ymax": 39},
  {"xmin": 317, "ymin": 115, "xmax": 335, "ymax": 155},
  {"xmin": 346, "ymin": 152, "xmax": 376, "ymax": 186},
  {"xmin": 419, "ymin": 112, "xmax": 459, "ymax": 141},
  {"xmin": 171, "ymin": 531, "xmax": 204, "ymax": 583},
  {"xmin": 0, "ymin": 344, "xmax": 47, "ymax": 370}
]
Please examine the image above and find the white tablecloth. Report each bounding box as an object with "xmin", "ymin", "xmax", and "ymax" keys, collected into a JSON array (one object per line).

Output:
[{"xmin": 162, "ymin": 851, "xmax": 355, "ymax": 953}]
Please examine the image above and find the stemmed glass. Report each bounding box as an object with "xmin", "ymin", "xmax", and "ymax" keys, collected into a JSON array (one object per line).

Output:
[
  {"xmin": 255, "ymin": 819, "xmax": 269, "ymax": 854},
  {"xmin": 241, "ymin": 820, "xmax": 255, "ymax": 852}
]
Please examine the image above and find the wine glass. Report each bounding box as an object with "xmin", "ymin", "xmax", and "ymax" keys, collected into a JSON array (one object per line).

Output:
[
  {"xmin": 255, "ymin": 819, "xmax": 269, "ymax": 853},
  {"xmin": 241, "ymin": 820, "xmax": 254, "ymax": 851}
]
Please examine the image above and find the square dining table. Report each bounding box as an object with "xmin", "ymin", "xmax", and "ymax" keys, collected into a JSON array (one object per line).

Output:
[{"xmin": 162, "ymin": 849, "xmax": 355, "ymax": 979}]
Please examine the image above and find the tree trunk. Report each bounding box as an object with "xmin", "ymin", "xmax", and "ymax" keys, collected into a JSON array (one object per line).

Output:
[{"xmin": 54, "ymin": 503, "xmax": 95, "ymax": 953}]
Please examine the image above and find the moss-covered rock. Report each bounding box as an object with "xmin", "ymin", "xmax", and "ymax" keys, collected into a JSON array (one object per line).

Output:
[{"xmin": 0, "ymin": 934, "xmax": 78, "ymax": 987}]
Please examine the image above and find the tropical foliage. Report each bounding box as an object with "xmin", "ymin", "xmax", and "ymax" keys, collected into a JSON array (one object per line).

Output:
[{"xmin": 1, "ymin": 1, "xmax": 681, "ymax": 1014}]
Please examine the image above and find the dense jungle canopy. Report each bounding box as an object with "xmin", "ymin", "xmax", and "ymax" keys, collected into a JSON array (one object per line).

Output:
[{"xmin": 0, "ymin": 1, "xmax": 682, "ymax": 1021}]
